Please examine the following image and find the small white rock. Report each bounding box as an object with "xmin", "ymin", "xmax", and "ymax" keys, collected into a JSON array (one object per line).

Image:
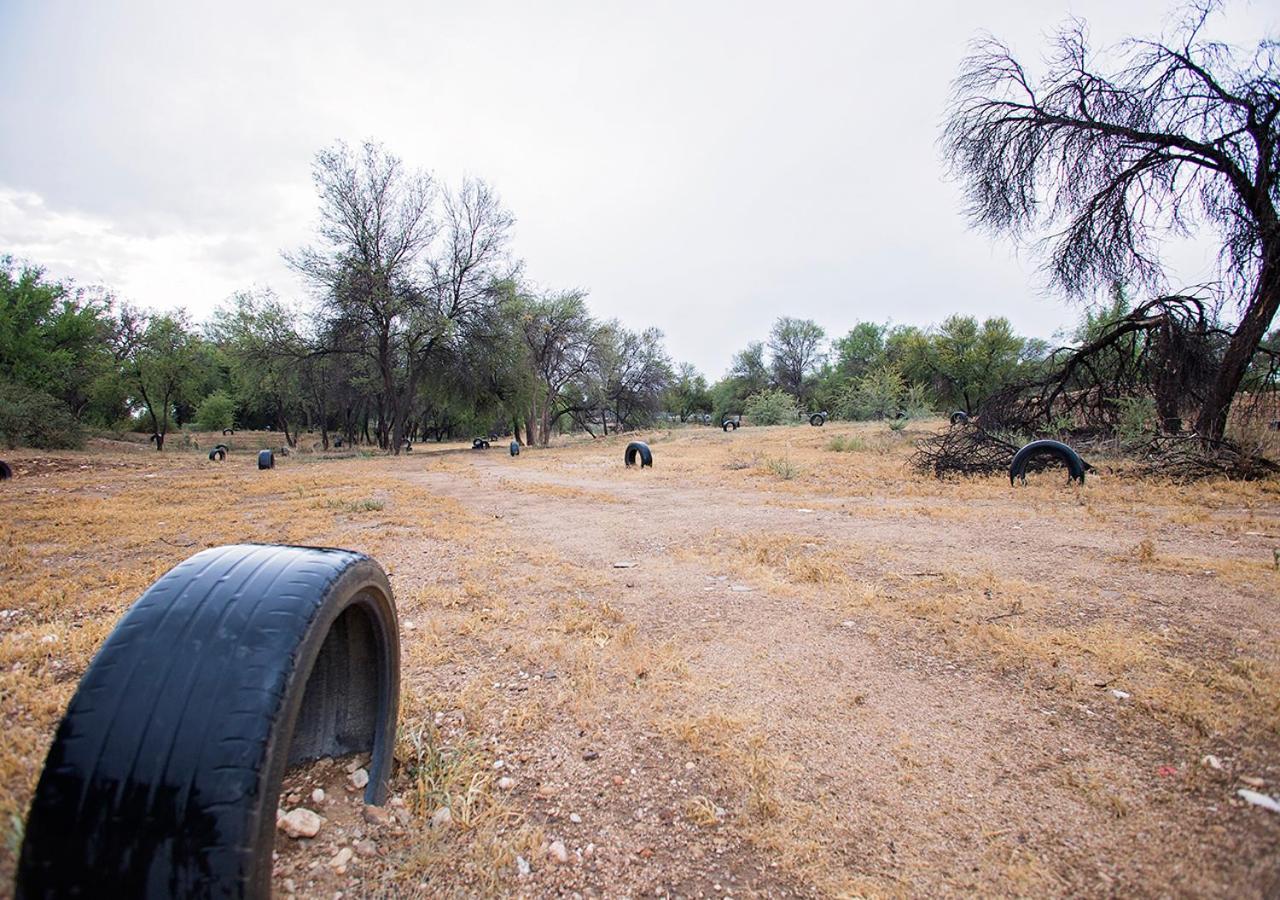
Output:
[
  {"xmin": 493, "ymin": 759, "xmax": 505, "ymax": 770},
  {"xmin": 516, "ymin": 855, "xmax": 531, "ymax": 877},
  {"xmin": 430, "ymin": 806, "xmax": 453, "ymax": 830},
  {"xmin": 277, "ymin": 808, "xmax": 322, "ymax": 839},
  {"xmin": 311, "ymin": 788, "xmax": 326, "ymax": 804},
  {"xmin": 348, "ymin": 768, "xmax": 369, "ymax": 790},
  {"xmin": 1201, "ymin": 755, "xmax": 1223, "ymax": 770},
  {"xmin": 328, "ymin": 846, "xmax": 353, "ymax": 873},
  {"xmin": 547, "ymin": 840, "xmax": 569, "ymax": 864},
  {"xmin": 497, "ymin": 776, "xmax": 515, "ymax": 790},
  {"xmin": 569, "ymin": 813, "xmax": 582, "ymax": 824},
  {"xmin": 1110, "ymin": 689, "xmax": 1130, "ymax": 700}
]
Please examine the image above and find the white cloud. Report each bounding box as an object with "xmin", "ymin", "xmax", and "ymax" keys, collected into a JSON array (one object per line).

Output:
[
  {"xmin": 0, "ymin": 0, "xmax": 1269, "ymax": 374},
  {"xmin": 0, "ymin": 188, "xmax": 300, "ymax": 313}
]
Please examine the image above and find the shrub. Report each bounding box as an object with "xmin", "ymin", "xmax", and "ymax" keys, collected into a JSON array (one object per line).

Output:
[
  {"xmin": 195, "ymin": 391, "xmax": 236, "ymax": 433},
  {"xmin": 0, "ymin": 381, "xmax": 84, "ymax": 449},
  {"xmin": 842, "ymin": 366, "xmax": 904, "ymax": 420},
  {"xmin": 825, "ymin": 434, "xmax": 867, "ymax": 452},
  {"xmin": 764, "ymin": 454, "xmax": 800, "ymax": 479},
  {"xmin": 901, "ymin": 384, "xmax": 933, "ymax": 420},
  {"xmin": 1113, "ymin": 395, "xmax": 1156, "ymax": 446},
  {"xmin": 744, "ymin": 389, "xmax": 800, "ymax": 426}
]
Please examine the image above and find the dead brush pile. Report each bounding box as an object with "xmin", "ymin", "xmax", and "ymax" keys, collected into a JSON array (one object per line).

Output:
[
  {"xmin": 1132, "ymin": 434, "xmax": 1280, "ymax": 483},
  {"xmin": 909, "ymin": 425, "xmax": 1020, "ymax": 478}
]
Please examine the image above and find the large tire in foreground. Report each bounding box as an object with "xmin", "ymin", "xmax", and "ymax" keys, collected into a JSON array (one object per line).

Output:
[
  {"xmin": 1009, "ymin": 439, "xmax": 1088, "ymax": 485},
  {"xmin": 0, "ymin": 460, "xmax": 11, "ymax": 480},
  {"xmin": 258, "ymin": 449, "xmax": 274, "ymax": 470},
  {"xmin": 17, "ymin": 544, "xmax": 400, "ymax": 899},
  {"xmin": 625, "ymin": 441, "xmax": 653, "ymax": 468}
]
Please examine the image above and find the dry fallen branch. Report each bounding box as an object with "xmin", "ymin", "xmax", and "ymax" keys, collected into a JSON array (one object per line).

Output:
[
  {"xmin": 1132, "ymin": 435, "xmax": 1280, "ymax": 483},
  {"xmin": 910, "ymin": 426, "xmax": 1020, "ymax": 478}
]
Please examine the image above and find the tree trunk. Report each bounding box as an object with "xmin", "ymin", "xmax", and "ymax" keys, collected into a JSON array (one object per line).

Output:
[{"xmin": 1196, "ymin": 254, "xmax": 1280, "ymax": 441}]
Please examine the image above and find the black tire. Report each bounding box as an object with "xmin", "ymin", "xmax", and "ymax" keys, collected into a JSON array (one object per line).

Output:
[
  {"xmin": 510, "ymin": 441, "xmax": 520, "ymax": 457},
  {"xmin": 481, "ymin": 440, "xmax": 490, "ymax": 449},
  {"xmin": 625, "ymin": 441, "xmax": 653, "ymax": 468},
  {"xmin": 222, "ymin": 429, "xmax": 235, "ymax": 436},
  {"xmin": 334, "ymin": 438, "xmax": 343, "ymax": 448},
  {"xmin": 472, "ymin": 438, "xmax": 485, "ymax": 450},
  {"xmin": 950, "ymin": 411, "xmax": 969, "ymax": 426},
  {"xmin": 0, "ymin": 460, "xmax": 11, "ymax": 480},
  {"xmin": 208, "ymin": 448, "xmax": 225, "ymax": 462},
  {"xmin": 16, "ymin": 544, "xmax": 400, "ymax": 899},
  {"xmin": 809, "ymin": 413, "xmax": 826, "ymax": 427},
  {"xmin": 722, "ymin": 422, "xmax": 731, "ymax": 432},
  {"xmin": 149, "ymin": 433, "xmax": 161, "ymax": 444},
  {"xmin": 258, "ymin": 449, "xmax": 274, "ymax": 470},
  {"xmin": 1009, "ymin": 439, "xmax": 1088, "ymax": 485},
  {"xmin": 214, "ymin": 444, "xmax": 229, "ymax": 453}
]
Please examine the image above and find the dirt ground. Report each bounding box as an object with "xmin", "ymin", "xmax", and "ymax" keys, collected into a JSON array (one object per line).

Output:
[{"xmin": 1, "ymin": 422, "xmax": 1278, "ymax": 898}]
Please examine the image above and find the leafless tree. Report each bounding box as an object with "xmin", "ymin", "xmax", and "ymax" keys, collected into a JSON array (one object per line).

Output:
[
  {"xmin": 286, "ymin": 141, "xmax": 437, "ymax": 452},
  {"xmin": 584, "ymin": 323, "xmax": 672, "ymax": 434},
  {"xmin": 768, "ymin": 317, "xmax": 826, "ymax": 404},
  {"xmin": 943, "ymin": 3, "xmax": 1279, "ymax": 440},
  {"xmin": 519, "ymin": 290, "xmax": 598, "ymax": 445}
]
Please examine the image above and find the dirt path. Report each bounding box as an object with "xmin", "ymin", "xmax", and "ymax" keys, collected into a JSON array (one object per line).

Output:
[{"xmin": 398, "ymin": 440, "xmax": 1280, "ymax": 897}]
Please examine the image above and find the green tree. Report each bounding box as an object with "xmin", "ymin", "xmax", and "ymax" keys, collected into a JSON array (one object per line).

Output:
[
  {"xmin": 831, "ymin": 322, "xmax": 888, "ymax": 381},
  {"xmin": 744, "ymin": 388, "xmax": 800, "ymax": 426},
  {"xmin": 210, "ymin": 290, "xmax": 307, "ymax": 446},
  {"xmin": 923, "ymin": 316, "xmax": 1030, "ymax": 412},
  {"xmin": 842, "ymin": 365, "xmax": 905, "ymax": 420},
  {"xmin": 195, "ymin": 390, "xmax": 236, "ymax": 432},
  {"xmin": 121, "ymin": 310, "xmax": 210, "ymax": 450},
  {"xmin": 0, "ymin": 257, "xmax": 122, "ymax": 428},
  {"xmin": 768, "ymin": 317, "xmax": 826, "ymax": 403},
  {"xmin": 666, "ymin": 362, "xmax": 712, "ymax": 421}
]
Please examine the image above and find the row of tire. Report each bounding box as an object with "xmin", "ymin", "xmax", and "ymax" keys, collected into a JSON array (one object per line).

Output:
[{"xmin": 207, "ymin": 446, "xmax": 280, "ymax": 469}]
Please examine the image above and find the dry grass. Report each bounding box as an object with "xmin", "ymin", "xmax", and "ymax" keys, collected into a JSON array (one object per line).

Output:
[{"xmin": 2, "ymin": 423, "xmax": 1278, "ymax": 895}]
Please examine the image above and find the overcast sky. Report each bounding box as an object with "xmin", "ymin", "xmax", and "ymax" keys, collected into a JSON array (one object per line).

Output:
[{"xmin": 1, "ymin": 1, "xmax": 1274, "ymax": 378}]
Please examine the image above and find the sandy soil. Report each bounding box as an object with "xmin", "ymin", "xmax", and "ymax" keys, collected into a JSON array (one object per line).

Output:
[{"xmin": 1, "ymin": 423, "xmax": 1277, "ymax": 898}]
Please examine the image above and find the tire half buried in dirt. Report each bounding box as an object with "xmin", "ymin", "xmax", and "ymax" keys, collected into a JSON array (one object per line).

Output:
[
  {"xmin": 1009, "ymin": 439, "xmax": 1088, "ymax": 485},
  {"xmin": 0, "ymin": 460, "xmax": 11, "ymax": 480},
  {"xmin": 625, "ymin": 441, "xmax": 653, "ymax": 468},
  {"xmin": 16, "ymin": 543, "xmax": 400, "ymax": 899},
  {"xmin": 208, "ymin": 448, "xmax": 225, "ymax": 462},
  {"xmin": 258, "ymin": 449, "xmax": 274, "ymax": 469}
]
